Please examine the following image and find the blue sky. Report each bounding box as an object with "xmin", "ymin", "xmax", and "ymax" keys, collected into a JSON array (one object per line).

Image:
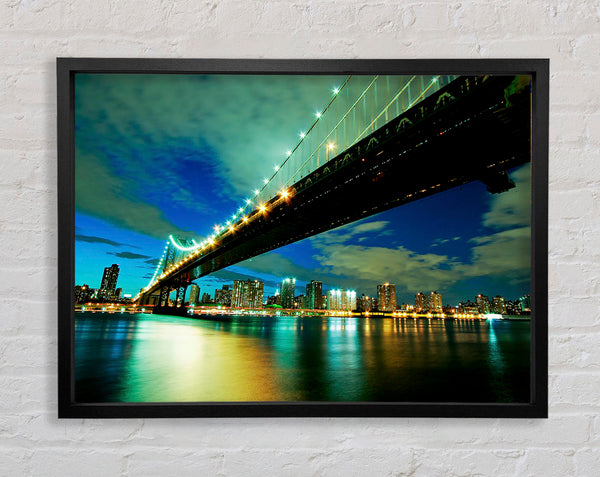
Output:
[{"xmin": 74, "ymin": 73, "xmax": 531, "ymax": 305}]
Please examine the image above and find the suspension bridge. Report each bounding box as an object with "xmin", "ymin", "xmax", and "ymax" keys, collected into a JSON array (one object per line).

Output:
[{"xmin": 134, "ymin": 74, "xmax": 531, "ymax": 313}]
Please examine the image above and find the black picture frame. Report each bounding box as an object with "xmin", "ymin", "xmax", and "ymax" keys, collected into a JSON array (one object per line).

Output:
[{"xmin": 58, "ymin": 58, "xmax": 548, "ymax": 418}]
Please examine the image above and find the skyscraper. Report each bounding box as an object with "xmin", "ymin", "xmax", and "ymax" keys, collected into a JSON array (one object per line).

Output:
[
  {"xmin": 232, "ymin": 280, "xmax": 264, "ymax": 308},
  {"xmin": 428, "ymin": 291, "xmax": 442, "ymax": 313},
  {"xmin": 377, "ymin": 283, "xmax": 397, "ymax": 312},
  {"xmin": 188, "ymin": 284, "xmax": 200, "ymax": 305},
  {"xmin": 415, "ymin": 292, "xmax": 427, "ymax": 312},
  {"xmin": 305, "ymin": 280, "xmax": 323, "ymax": 309},
  {"xmin": 100, "ymin": 264, "xmax": 119, "ymax": 299},
  {"xmin": 281, "ymin": 278, "xmax": 296, "ymax": 309}
]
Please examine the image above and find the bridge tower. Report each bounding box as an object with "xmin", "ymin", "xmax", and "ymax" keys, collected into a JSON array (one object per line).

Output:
[{"xmin": 153, "ymin": 236, "xmax": 195, "ymax": 314}]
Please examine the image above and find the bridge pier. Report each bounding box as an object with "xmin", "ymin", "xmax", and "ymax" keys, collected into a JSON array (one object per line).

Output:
[{"xmin": 175, "ymin": 285, "xmax": 187, "ymax": 308}]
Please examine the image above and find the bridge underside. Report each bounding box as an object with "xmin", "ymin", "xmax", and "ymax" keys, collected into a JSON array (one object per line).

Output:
[{"xmin": 142, "ymin": 75, "xmax": 531, "ymax": 309}]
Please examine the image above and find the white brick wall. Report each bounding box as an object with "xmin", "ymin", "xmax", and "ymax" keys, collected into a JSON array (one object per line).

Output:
[{"xmin": 1, "ymin": 1, "xmax": 598, "ymax": 475}]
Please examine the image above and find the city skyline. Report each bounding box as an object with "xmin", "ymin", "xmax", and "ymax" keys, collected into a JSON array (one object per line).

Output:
[
  {"xmin": 75, "ymin": 73, "xmax": 531, "ymax": 306},
  {"xmin": 75, "ymin": 262, "xmax": 529, "ymax": 312}
]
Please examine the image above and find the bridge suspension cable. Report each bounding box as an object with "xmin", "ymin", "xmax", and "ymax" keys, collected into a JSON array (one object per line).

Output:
[{"xmin": 136, "ymin": 73, "xmax": 457, "ymax": 301}]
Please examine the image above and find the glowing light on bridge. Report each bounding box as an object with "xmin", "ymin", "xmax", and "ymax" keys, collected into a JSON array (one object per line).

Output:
[
  {"xmin": 139, "ymin": 74, "xmax": 454, "ymax": 303},
  {"xmin": 168, "ymin": 235, "xmax": 201, "ymax": 252}
]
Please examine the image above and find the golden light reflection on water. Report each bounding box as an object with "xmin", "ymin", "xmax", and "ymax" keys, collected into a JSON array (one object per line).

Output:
[
  {"xmin": 75, "ymin": 313, "xmax": 531, "ymax": 403},
  {"xmin": 120, "ymin": 320, "xmax": 283, "ymax": 402}
]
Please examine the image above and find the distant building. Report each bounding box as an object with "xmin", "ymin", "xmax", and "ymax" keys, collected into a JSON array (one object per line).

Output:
[
  {"xmin": 100, "ymin": 264, "xmax": 119, "ymax": 299},
  {"xmin": 377, "ymin": 283, "xmax": 397, "ymax": 312},
  {"xmin": 232, "ymin": 279, "xmax": 264, "ymax": 308},
  {"xmin": 428, "ymin": 291, "xmax": 443, "ymax": 313},
  {"xmin": 458, "ymin": 300, "xmax": 479, "ymax": 315},
  {"xmin": 415, "ymin": 292, "xmax": 427, "ymax": 312},
  {"xmin": 115, "ymin": 288, "xmax": 122, "ymax": 300},
  {"xmin": 305, "ymin": 280, "xmax": 323, "ymax": 310},
  {"xmin": 266, "ymin": 295, "xmax": 281, "ymax": 306},
  {"xmin": 505, "ymin": 300, "xmax": 521, "ymax": 315},
  {"xmin": 188, "ymin": 284, "xmax": 200, "ymax": 305},
  {"xmin": 214, "ymin": 285, "xmax": 232, "ymax": 306},
  {"xmin": 295, "ymin": 295, "xmax": 306, "ymax": 309},
  {"xmin": 327, "ymin": 289, "xmax": 356, "ymax": 311},
  {"xmin": 201, "ymin": 292, "xmax": 212, "ymax": 304},
  {"xmin": 280, "ymin": 278, "xmax": 296, "ymax": 308},
  {"xmin": 476, "ymin": 294, "xmax": 491, "ymax": 314},
  {"xmin": 74, "ymin": 284, "xmax": 91, "ymax": 304},
  {"xmin": 491, "ymin": 295, "xmax": 507, "ymax": 314},
  {"xmin": 357, "ymin": 294, "xmax": 375, "ymax": 312},
  {"xmin": 519, "ymin": 294, "xmax": 531, "ymax": 312}
]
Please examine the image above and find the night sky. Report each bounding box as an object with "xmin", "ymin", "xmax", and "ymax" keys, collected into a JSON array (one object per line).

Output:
[{"xmin": 74, "ymin": 73, "xmax": 531, "ymax": 305}]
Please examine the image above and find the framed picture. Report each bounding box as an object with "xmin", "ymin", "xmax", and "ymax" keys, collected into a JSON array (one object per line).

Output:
[{"xmin": 58, "ymin": 58, "xmax": 548, "ymax": 418}]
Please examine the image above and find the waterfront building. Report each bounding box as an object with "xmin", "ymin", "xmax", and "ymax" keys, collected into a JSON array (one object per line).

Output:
[
  {"xmin": 295, "ymin": 295, "xmax": 306, "ymax": 309},
  {"xmin": 280, "ymin": 278, "xmax": 296, "ymax": 308},
  {"xmin": 476, "ymin": 294, "xmax": 491, "ymax": 314},
  {"xmin": 214, "ymin": 285, "xmax": 232, "ymax": 306},
  {"xmin": 100, "ymin": 264, "xmax": 119, "ymax": 300},
  {"xmin": 305, "ymin": 280, "xmax": 323, "ymax": 309},
  {"xmin": 415, "ymin": 292, "xmax": 427, "ymax": 312},
  {"xmin": 428, "ymin": 291, "xmax": 443, "ymax": 313},
  {"xmin": 232, "ymin": 279, "xmax": 264, "ymax": 308},
  {"xmin": 458, "ymin": 300, "xmax": 479, "ymax": 315},
  {"xmin": 491, "ymin": 295, "xmax": 507, "ymax": 314},
  {"xmin": 188, "ymin": 284, "xmax": 200, "ymax": 305},
  {"xmin": 519, "ymin": 294, "xmax": 531, "ymax": 312},
  {"xmin": 357, "ymin": 294, "xmax": 375, "ymax": 312},
  {"xmin": 266, "ymin": 295, "xmax": 281, "ymax": 306},
  {"xmin": 505, "ymin": 300, "xmax": 521, "ymax": 315},
  {"xmin": 201, "ymin": 292, "xmax": 212, "ymax": 304},
  {"xmin": 377, "ymin": 283, "xmax": 397, "ymax": 312},
  {"xmin": 326, "ymin": 289, "xmax": 356, "ymax": 311},
  {"xmin": 74, "ymin": 284, "xmax": 91, "ymax": 304}
]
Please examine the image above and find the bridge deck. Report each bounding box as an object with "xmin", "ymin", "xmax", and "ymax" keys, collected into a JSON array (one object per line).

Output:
[{"xmin": 139, "ymin": 75, "xmax": 531, "ymax": 304}]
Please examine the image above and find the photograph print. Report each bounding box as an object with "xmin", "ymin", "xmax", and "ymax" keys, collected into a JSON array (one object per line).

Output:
[{"xmin": 70, "ymin": 65, "xmax": 536, "ymax": 410}]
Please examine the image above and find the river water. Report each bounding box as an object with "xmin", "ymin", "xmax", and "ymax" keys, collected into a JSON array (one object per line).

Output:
[{"xmin": 75, "ymin": 312, "xmax": 530, "ymax": 403}]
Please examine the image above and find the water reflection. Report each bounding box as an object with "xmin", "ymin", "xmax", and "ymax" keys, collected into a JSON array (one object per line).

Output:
[{"xmin": 75, "ymin": 313, "xmax": 530, "ymax": 403}]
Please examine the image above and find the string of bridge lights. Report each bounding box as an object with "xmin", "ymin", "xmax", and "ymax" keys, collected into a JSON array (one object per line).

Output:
[
  {"xmin": 135, "ymin": 81, "xmax": 350, "ymax": 301},
  {"xmin": 136, "ymin": 75, "xmax": 447, "ymax": 302}
]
